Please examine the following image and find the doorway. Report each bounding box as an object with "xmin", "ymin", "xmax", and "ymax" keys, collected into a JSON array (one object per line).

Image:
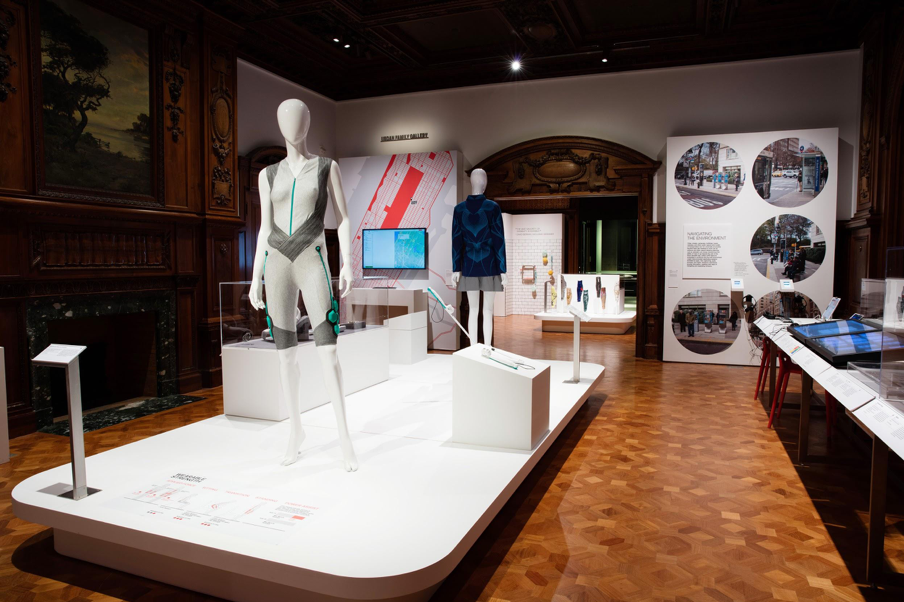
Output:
[
  {"xmin": 579, "ymin": 196, "xmax": 638, "ymax": 310},
  {"xmin": 472, "ymin": 136, "xmax": 662, "ymax": 358}
]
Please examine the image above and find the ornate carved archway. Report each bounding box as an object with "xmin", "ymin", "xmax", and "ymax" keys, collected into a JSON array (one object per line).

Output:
[{"xmin": 473, "ymin": 136, "xmax": 664, "ymax": 359}]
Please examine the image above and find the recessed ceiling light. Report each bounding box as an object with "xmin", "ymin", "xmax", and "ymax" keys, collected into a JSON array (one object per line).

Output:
[
  {"xmin": 344, "ymin": 44, "xmax": 351, "ymax": 48},
  {"xmin": 333, "ymin": 38, "xmax": 339, "ymax": 43},
  {"xmin": 601, "ymin": 58, "xmax": 608, "ymax": 63},
  {"xmin": 511, "ymin": 59, "xmax": 521, "ymax": 71}
]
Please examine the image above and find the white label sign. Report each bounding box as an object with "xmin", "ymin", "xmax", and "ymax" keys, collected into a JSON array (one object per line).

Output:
[
  {"xmin": 854, "ymin": 399, "xmax": 904, "ymax": 460},
  {"xmin": 32, "ymin": 344, "xmax": 87, "ymax": 366},
  {"xmin": 106, "ymin": 473, "xmax": 326, "ymax": 545},
  {"xmin": 816, "ymin": 370, "xmax": 875, "ymax": 411},
  {"xmin": 779, "ymin": 279, "xmax": 795, "ymax": 291},
  {"xmin": 683, "ymin": 224, "xmax": 731, "ymax": 279}
]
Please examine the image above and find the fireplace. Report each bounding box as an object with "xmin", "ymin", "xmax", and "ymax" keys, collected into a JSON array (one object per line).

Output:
[{"xmin": 27, "ymin": 291, "xmax": 177, "ymax": 429}]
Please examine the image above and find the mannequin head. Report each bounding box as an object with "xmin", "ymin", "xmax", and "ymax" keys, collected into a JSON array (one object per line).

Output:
[
  {"xmin": 277, "ymin": 99, "xmax": 311, "ymax": 146},
  {"xmin": 470, "ymin": 168, "xmax": 488, "ymax": 196}
]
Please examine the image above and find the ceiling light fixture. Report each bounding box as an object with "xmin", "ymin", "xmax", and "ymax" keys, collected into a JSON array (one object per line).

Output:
[
  {"xmin": 601, "ymin": 58, "xmax": 608, "ymax": 63},
  {"xmin": 333, "ymin": 38, "xmax": 339, "ymax": 43},
  {"xmin": 511, "ymin": 59, "xmax": 521, "ymax": 71},
  {"xmin": 344, "ymin": 44, "xmax": 351, "ymax": 48}
]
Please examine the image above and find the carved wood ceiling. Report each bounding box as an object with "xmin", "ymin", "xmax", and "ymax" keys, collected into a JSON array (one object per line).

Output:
[{"xmin": 197, "ymin": 0, "xmax": 880, "ymax": 100}]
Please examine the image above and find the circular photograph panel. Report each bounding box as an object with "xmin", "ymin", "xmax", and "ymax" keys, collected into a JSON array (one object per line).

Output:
[
  {"xmin": 670, "ymin": 289, "xmax": 742, "ymax": 355},
  {"xmin": 750, "ymin": 214, "xmax": 826, "ymax": 283},
  {"xmin": 674, "ymin": 142, "xmax": 746, "ymax": 210},
  {"xmin": 745, "ymin": 291, "xmax": 821, "ymax": 346},
  {"xmin": 753, "ymin": 137, "xmax": 828, "ymax": 207}
]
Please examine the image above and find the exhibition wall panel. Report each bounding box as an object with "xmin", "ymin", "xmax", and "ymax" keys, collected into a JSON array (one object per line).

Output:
[
  {"xmin": 663, "ymin": 128, "xmax": 838, "ymax": 366},
  {"xmin": 509, "ymin": 214, "xmax": 564, "ymax": 316},
  {"xmin": 335, "ymin": 52, "xmax": 860, "ymax": 220},
  {"xmin": 338, "ymin": 151, "xmax": 463, "ymax": 350}
]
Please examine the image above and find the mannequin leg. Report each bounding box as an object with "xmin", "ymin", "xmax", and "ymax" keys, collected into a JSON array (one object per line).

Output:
[
  {"xmin": 483, "ymin": 291, "xmax": 496, "ymax": 345},
  {"xmin": 277, "ymin": 347, "xmax": 306, "ymax": 466},
  {"xmin": 466, "ymin": 291, "xmax": 480, "ymax": 345},
  {"xmin": 316, "ymin": 346, "xmax": 359, "ymax": 472}
]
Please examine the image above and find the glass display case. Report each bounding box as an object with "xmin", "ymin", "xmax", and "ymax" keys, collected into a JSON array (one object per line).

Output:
[
  {"xmin": 880, "ymin": 248, "xmax": 904, "ymax": 401},
  {"xmin": 860, "ymin": 278, "xmax": 885, "ymax": 320},
  {"xmin": 219, "ymin": 279, "xmax": 344, "ymax": 349}
]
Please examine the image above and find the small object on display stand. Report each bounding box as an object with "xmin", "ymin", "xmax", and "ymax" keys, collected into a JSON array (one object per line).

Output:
[
  {"xmin": 583, "ymin": 290, "xmax": 589, "ymax": 312},
  {"xmin": 566, "ymin": 288, "xmax": 573, "ymax": 305},
  {"xmin": 577, "ymin": 280, "xmax": 584, "ymax": 304},
  {"xmin": 595, "ymin": 276, "xmax": 602, "ymax": 299},
  {"xmin": 550, "ymin": 285, "xmax": 557, "ymax": 309},
  {"xmin": 601, "ymin": 287, "xmax": 607, "ymax": 310}
]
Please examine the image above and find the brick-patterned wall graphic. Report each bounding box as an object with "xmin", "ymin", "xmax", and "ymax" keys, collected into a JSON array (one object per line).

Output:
[{"xmin": 508, "ymin": 213, "xmax": 564, "ymax": 316}]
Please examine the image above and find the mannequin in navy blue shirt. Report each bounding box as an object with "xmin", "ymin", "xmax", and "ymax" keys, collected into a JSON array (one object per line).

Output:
[{"xmin": 452, "ymin": 169, "xmax": 507, "ymax": 345}]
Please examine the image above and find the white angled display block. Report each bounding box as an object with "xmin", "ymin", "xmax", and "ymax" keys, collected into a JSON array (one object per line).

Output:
[
  {"xmin": 0, "ymin": 347, "xmax": 8, "ymax": 465},
  {"xmin": 223, "ymin": 326, "xmax": 389, "ymax": 421},
  {"xmin": 453, "ymin": 344, "xmax": 550, "ymax": 450},
  {"xmin": 385, "ymin": 310, "xmax": 428, "ymax": 365}
]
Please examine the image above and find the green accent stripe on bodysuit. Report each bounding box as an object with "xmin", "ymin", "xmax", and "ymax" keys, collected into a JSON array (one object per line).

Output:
[{"xmin": 289, "ymin": 178, "xmax": 296, "ymax": 236}]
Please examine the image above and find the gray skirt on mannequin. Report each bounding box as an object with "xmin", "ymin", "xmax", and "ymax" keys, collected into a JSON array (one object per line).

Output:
[{"xmin": 457, "ymin": 275, "xmax": 504, "ymax": 291}]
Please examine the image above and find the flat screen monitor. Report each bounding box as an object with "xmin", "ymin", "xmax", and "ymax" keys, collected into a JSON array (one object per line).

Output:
[
  {"xmin": 790, "ymin": 319, "xmax": 879, "ymax": 340},
  {"xmin": 362, "ymin": 228, "xmax": 427, "ymax": 270}
]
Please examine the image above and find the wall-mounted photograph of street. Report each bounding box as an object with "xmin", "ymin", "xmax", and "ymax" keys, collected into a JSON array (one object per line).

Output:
[
  {"xmin": 674, "ymin": 142, "xmax": 745, "ymax": 210},
  {"xmin": 671, "ymin": 289, "xmax": 741, "ymax": 355},
  {"xmin": 753, "ymin": 138, "xmax": 828, "ymax": 208},
  {"xmin": 745, "ymin": 291, "xmax": 820, "ymax": 345},
  {"xmin": 750, "ymin": 214, "xmax": 826, "ymax": 283}
]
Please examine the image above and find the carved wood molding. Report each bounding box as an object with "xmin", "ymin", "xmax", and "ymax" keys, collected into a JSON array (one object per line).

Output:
[
  {"xmin": 474, "ymin": 135, "xmax": 660, "ymax": 200},
  {"xmin": 0, "ymin": 275, "xmax": 178, "ymax": 299},
  {"xmin": 29, "ymin": 226, "xmax": 172, "ymax": 271},
  {"xmin": 0, "ymin": 4, "xmax": 17, "ymax": 102},
  {"xmin": 209, "ymin": 43, "xmax": 235, "ymax": 210}
]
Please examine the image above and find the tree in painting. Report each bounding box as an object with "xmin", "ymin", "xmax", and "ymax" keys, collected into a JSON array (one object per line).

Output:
[{"xmin": 40, "ymin": 0, "xmax": 151, "ymax": 196}]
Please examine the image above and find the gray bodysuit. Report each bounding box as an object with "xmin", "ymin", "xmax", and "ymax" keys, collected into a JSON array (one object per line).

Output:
[{"xmin": 263, "ymin": 156, "xmax": 337, "ymax": 349}]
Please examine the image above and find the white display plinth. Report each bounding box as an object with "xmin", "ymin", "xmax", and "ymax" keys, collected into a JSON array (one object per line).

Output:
[
  {"xmin": 452, "ymin": 344, "xmax": 550, "ymax": 450},
  {"xmin": 222, "ymin": 326, "xmax": 389, "ymax": 421},
  {"xmin": 534, "ymin": 310, "xmax": 636, "ymax": 334},
  {"xmin": 13, "ymin": 355, "xmax": 604, "ymax": 602},
  {"xmin": 385, "ymin": 311, "xmax": 428, "ymax": 365},
  {"xmin": 0, "ymin": 347, "xmax": 8, "ymax": 465}
]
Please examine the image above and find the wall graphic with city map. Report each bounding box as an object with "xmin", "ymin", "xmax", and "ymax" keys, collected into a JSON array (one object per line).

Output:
[
  {"xmin": 753, "ymin": 138, "xmax": 828, "ymax": 208},
  {"xmin": 673, "ymin": 142, "xmax": 745, "ymax": 210},
  {"xmin": 339, "ymin": 151, "xmax": 459, "ymax": 350},
  {"xmin": 750, "ymin": 214, "xmax": 826, "ymax": 284},
  {"xmin": 671, "ymin": 289, "xmax": 741, "ymax": 355}
]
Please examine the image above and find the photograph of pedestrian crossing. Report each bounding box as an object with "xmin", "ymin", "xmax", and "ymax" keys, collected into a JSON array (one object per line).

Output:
[
  {"xmin": 671, "ymin": 289, "xmax": 741, "ymax": 355},
  {"xmin": 750, "ymin": 214, "xmax": 826, "ymax": 282},
  {"xmin": 674, "ymin": 142, "xmax": 745, "ymax": 210},
  {"xmin": 753, "ymin": 137, "xmax": 828, "ymax": 208}
]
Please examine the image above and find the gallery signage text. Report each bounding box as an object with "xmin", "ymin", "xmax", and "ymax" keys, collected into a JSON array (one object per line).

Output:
[{"xmin": 381, "ymin": 133, "xmax": 429, "ymax": 142}]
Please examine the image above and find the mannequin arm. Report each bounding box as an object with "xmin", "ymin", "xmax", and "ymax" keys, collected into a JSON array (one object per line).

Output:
[
  {"xmin": 250, "ymin": 170, "xmax": 274, "ymax": 310},
  {"xmin": 327, "ymin": 160, "xmax": 354, "ymax": 297}
]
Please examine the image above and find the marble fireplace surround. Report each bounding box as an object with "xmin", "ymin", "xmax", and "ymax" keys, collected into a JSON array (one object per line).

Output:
[{"xmin": 27, "ymin": 291, "xmax": 178, "ymax": 429}]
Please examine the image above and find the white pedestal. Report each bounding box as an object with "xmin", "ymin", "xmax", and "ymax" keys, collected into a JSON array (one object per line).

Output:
[
  {"xmin": 385, "ymin": 311, "xmax": 428, "ymax": 365},
  {"xmin": 534, "ymin": 310, "xmax": 636, "ymax": 334},
  {"xmin": 0, "ymin": 347, "xmax": 8, "ymax": 465},
  {"xmin": 452, "ymin": 344, "xmax": 550, "ymax": 450},
  {"xmin": 222, "ymin": 326, "xmax": 389, "ymax": 421}
]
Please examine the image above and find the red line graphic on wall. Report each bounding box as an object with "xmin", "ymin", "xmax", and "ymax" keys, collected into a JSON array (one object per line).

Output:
[{"xmin": 351, "ymin": 151, "xmax": 454, "ymax": 288}]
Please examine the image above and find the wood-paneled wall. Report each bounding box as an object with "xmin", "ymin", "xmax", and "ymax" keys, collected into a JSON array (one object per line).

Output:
[
  {"xmin": 837, "ymin": 5, "xmax": 904, "ymax": 313},
  {"xmin": 0, "ymin": 0, "xmax": 245, "ymax": 436}
]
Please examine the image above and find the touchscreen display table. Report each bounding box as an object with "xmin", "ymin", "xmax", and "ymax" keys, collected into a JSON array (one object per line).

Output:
[
  {"xmin": 789, "ymin": 319, "xmax": 880, "ymax": 342},
  {"xmin": 807, "ymin": 330, "xmax": 904, "ymax": 367}
]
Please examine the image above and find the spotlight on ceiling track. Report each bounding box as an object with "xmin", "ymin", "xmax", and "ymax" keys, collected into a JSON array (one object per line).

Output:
[
  {"xmin": 333, "ymin": 38, "xmax": 339, "ymax": 43},
  {"xmin": 511, "ymin": 59, "xmax": 521, "ymax": 71},
  {"xmin": 601, "ymin": 58, "xmax": 608, "ymax": 63},
  {"xmin": 344, "ymin": 44, "xmax": 351, "ymax": 48}
]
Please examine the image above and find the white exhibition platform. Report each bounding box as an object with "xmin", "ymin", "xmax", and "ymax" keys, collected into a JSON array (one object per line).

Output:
[
  {"xmin": 13, "ymin": 354, "xmax": 604, "ymax": 602},
  {"xmin": 534, "ymin": 310, "xmax": 636, "ymax": 334}
]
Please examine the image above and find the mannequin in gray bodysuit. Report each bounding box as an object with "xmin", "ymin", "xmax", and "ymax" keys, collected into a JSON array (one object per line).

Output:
[{"xmin": 249, "ymin": 99, "xmax": 358, "ymax": 470}]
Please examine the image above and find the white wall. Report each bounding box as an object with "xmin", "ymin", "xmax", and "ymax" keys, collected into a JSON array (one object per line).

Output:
[
  {"xmin": 237, "ymin": 60, "xmax": 337, "ymax": 158},
  {"xmin": 336, "ymin": 51, "xmax": 861, "ymax": 220}
]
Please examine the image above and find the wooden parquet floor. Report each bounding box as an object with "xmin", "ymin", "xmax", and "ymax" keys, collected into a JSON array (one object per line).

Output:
[{"xmin": 2, "ymin": 315, "xmax": 903, "ymax": 602}]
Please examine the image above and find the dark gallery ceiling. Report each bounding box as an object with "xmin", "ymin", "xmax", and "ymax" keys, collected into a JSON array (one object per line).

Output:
[{"xmin": 198, "ymin": 0, "xmax": 882, "ymax": 100}]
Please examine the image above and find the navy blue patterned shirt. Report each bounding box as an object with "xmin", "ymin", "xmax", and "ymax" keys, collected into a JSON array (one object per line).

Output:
[{"xmin": 451, "ymin": 195, "xmax": 507, "ymax": 277}]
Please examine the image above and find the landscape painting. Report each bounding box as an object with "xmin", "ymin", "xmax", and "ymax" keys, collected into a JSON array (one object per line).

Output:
[{"xmin": 40, "ymin": 0, "xmax": 152, "ymax": 196}]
